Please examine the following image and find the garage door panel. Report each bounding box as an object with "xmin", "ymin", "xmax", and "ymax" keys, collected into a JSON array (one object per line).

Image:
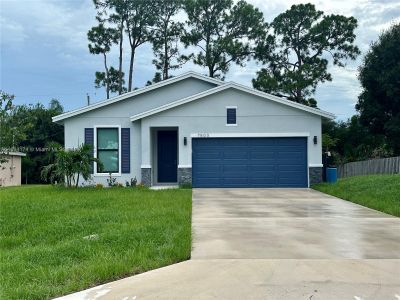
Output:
[
  {"xmin": 222, "ymin": 179, "xmax": 252, "ymax": 187},
  {"xmin": 249, "ymin": 164, "xmax": 275, "ymax": 171},
  {"xmin": 279, "ymin": 165, "xmax": 304, "ymax": 171},
  {"xmin": 192, "ymin": 137, "xmax": 307, "ymax": 188},
  {"xmin": 223, "ymin": 151, "xmax": 248, "ymax": 159},
  {"xmin": 194, "ymin": 152, "xmax": 221, "ymax": 160},
  {"xmin": 250, "ymin": 151, "xmax": 275, "ymax": 159}
]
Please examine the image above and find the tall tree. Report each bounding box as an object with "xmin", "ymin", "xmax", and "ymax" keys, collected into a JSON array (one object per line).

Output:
[
  {"xmin": 94, "ymin": 0, "xmax": 129, "ymax": 95},
  {"xmin": 152, "ymin": 0, "xmax": 185, "ymax": 80},
  {"xmin": 183, "ymin": 0, "xmax": 266, "ymax": 78},
  {"xmin": 356, "ymin": 23, "xmax": 400, "ymax": 154},
  {"xmin": 253, "ymin": 3, "xmax": 360, "ymax": 107},
  {"xmin": 88, "ymin": 23, "xmax": 119, "ymax": 99},
  {"xmin": 124, "ymin": 0, "xmax": 157, "ymax": 91}
]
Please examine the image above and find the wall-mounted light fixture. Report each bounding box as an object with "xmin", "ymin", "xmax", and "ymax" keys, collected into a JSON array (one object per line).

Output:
[
  {"xmin": 313, "ymin": 136, "xmax": 318, "ymax": 145},
  {"xmin": 183, "ymin": 137, "xmax": 187, "ymax": 146}
]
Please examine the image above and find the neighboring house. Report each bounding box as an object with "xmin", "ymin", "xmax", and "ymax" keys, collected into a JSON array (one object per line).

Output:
[
  {"xmin": 0, "ymin": 152, "xmax": 26, "ymax": 187},
  {"xmin": 53, "ymin": 72, "xmax": 335, "ymax": 188}
]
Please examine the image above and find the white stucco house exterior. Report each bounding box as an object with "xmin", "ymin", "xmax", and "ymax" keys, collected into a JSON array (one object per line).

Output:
[{"xmin": 53, "ymin": 72, "xmax": 335, "ymax": 188}]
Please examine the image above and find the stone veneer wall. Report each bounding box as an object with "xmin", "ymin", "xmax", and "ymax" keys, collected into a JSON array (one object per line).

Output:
[
  {"xmin": 309, "ymin": 167, "xmax": 323, "ymax": 185},
  {"xmin": 141, "ymin": 168, "xmax": 152, "ymax": 186},
  {"xmin": 178, "ymin": 168, "xmax": 192, "ymax": 186}
]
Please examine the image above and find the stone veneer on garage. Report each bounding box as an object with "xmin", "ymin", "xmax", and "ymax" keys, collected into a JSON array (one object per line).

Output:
[
  {"xmin": 178, "ymin": 168, "xmax": 192, "ymax": 186},
  {"xmin": 309, "ymin": 167, "xmax": 323, "ymax": 185},
  {"xmin": 141, "ymin": 168, "xmax": 152, "ymax": 186}
]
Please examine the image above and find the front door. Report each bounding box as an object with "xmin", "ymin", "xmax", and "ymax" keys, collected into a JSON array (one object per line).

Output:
[{"xmin": 157, "ymin": 130, "xmax": 178, "ymax": 183}]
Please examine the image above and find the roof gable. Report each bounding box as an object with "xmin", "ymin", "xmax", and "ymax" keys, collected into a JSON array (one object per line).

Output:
[
  {"xmin": 130, "ymin": 82, "xmax": 335, "ymax": 121},
  {"xmin": 52, "ymin": 72, "xmax": 223, "ymax": 123}
]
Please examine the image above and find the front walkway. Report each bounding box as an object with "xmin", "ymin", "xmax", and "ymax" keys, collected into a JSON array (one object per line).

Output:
[{"xmin": 57, "ymin": 189, "xmax": 400, "ymax": 300}]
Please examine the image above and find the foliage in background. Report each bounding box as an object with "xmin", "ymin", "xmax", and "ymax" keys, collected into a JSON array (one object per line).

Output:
[
  {"xmin": 322, "ymin": 117, "xmax": 393, "ymax": 165},
  {"xmin": 183, "ymin": 0, "xmax": 266, "ymax": 78},
  {"xmin": 0, "ymin": 97, "xmax": 64, "ymax": 184},
  {"xmin": 253, "ymin": 3, "xmax": 360, "ymax": 107},
  {"xmin": 356, "ymin": 23, "xmax": 400, "ymax": 154},
  {"xmin": 321, "ymin": 22, "xmax": 400, "ymax": 163},
  {"xmin": 0, "ymin": 91, "xmax": 15, "ymax": 165}
]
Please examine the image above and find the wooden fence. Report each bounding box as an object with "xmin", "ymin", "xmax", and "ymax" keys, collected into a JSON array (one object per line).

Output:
[{"xmin": 337, "ymin": 156, "xmax": 400, "ymax": 178}]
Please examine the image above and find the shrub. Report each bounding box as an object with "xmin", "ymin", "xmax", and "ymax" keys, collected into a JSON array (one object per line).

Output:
[{"xmin": 41, "ymin": 144, "xmax": 102, "ymax": 188}]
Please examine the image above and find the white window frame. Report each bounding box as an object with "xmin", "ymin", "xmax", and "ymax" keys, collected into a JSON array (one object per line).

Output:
[
  {"xmin": 94, "ymin": 125, "xmax": 122, "ymax": 176},
  {"xmin": 226, "ymin": 106, "xmax": 237, "ymax": 126}
]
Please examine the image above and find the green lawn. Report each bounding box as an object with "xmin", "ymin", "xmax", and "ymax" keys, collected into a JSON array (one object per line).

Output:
[
  {"xmin": 0, "ymin": 185, "xmax": 192, "ymax": 300},
  {"xmin": 313, "ymin": 174, "xmax": 400, "ymax": 217}
]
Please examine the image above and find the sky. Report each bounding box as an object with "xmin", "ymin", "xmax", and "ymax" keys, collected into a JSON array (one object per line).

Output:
[{"xmin": 1, "ymin": 0, "xmax": 399, "ymax": 121}]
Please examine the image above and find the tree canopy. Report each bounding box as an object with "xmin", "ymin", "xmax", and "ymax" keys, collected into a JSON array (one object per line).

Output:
[
  {"xmin": 183, "ymin": 0, "xmax": 266, "ymax": 78},
  {"xmin": 356, "ymin": 23, "xmax": 400, "ymax": 154},
  {"xmin": 253, "ymin": 3, "xmax": 360, "ymax": 107}
]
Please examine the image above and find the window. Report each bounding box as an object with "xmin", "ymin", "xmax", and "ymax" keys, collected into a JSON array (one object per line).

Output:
[
  {"xmin": 226, "ymin": 107, "xmax": 237, "ymax": 125},
  {"xmin": 97, "ymin": 128, "xmax": 119, "ymax": 173}
]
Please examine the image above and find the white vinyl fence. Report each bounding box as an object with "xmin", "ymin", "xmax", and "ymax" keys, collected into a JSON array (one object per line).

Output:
[{"xmin": 337, "ymin": 156, "xmax": 400, "ymax": 178}]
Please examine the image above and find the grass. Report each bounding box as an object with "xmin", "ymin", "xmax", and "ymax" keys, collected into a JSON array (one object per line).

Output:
[
  {"xmin": 0, "ymin": 185, "xmax": 192, "ymax": 300},
  {"xmin": 313, "ymin": 174, "xmax": 400, "ymax": 217}
]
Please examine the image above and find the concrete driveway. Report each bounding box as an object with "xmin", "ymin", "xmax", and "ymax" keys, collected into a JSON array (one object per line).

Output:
[
  {"xmin": 57, "ymin": 189, "xmax": 400, "ymax": 300},
  {"xmin": 192, "ymin": 188, "xmax": 400, "ymax": 259}
]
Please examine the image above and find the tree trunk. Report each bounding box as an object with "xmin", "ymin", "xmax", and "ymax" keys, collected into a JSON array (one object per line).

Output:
[
  {"xmin": 103, "ymin": 53, "xmax": 110, "ymax": 99},
  {"xmin": 294, "ymin": 48, "xmax": 302, "ymax": 104},
  {"xmin": 128, "ymin": 48, "xmax": 135, "ymax": 91},
  {"xmin": 208, "ymin": 65, "xmax": 214, "ymax": 78},
  {"xmin": 164, "ymin": 31, "xmax": 168, "ymax": 80},
  {"xmin": 75, "ymin": 173, "xmax": 80, "ymax": 188},
  {"xmin": 118, "ymin": 20, "xmax": 124, "ymax": 95}
]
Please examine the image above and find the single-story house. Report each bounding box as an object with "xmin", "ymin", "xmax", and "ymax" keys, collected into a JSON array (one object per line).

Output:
[
  {"xmin": 53, "ymin": 72, "xmax": 335, "ymax": 188},
  {"xmin": 0, "ymin": 152, "xmax": 26, "ymax": 187}
]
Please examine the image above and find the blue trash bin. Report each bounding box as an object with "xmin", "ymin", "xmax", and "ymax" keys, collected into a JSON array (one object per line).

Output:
[{"xmin": 326, "ymin": 167, "xmax": 337, "ymax": 183}]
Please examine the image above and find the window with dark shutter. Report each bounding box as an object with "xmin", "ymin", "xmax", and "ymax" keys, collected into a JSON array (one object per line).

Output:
[
  {"xmin": 226, "ymin": 107, "xmax": 237, "ymax": 125},
  {"xmin": 121, "ymin": 128, "xmax": 130, "ymax": 173},
  {"xmin": 84, "ymin": 128, "xmax": 94, "ymax": 174}
]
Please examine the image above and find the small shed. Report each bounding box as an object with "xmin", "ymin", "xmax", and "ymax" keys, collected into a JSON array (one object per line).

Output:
[{"xmin": 0, "ymin": 152, "xmax": 26, "ymax": 187}]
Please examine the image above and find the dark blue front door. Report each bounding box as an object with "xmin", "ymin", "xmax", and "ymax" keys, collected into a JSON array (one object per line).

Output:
[
  {"xmin": 192, "ymin": 137, "xmax": 308, "ymax": 188},
  {"xmin": 157, "ymin": 130, "xmax": 178, "ymax": 183}
]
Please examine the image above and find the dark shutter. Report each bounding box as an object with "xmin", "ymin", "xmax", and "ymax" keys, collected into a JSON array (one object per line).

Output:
[
  {"xmin": 121, "ymin": 128, "xmax": 130, "ymax": 173},
  {"xmin": 84, "ymin": 128, "xmax": 94, "ymax": 174},
  {"xmin": 227, "ymin": 108, "xmax": 236, "ymax": 124}
]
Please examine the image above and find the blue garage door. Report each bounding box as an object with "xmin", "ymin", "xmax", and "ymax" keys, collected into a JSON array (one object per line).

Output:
[{"xmin": 192, "ymin": 137, "xmax": 308, "ymax": 188}]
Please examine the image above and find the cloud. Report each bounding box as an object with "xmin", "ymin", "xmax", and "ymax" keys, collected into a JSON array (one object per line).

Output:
[
  {"xmin": 0, "ymin": 16, "xmax": 27, "ymax": 46},
  {"xmin": 1, "ymin": 0, "xmax": 96, "ymax": 54}
]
